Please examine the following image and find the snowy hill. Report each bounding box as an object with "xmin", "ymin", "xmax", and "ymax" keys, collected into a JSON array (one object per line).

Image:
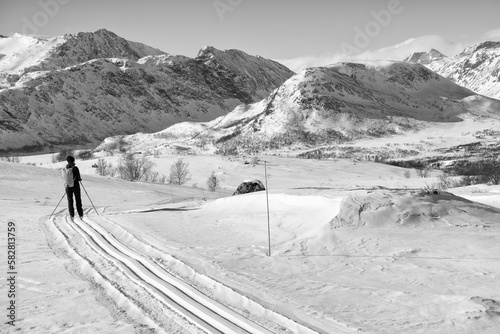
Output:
[
  {"xmin": 405, "ymin": 41, "xmax": 500, "ymax": 99},
  {"xmin": 0, "ymin": 30, "xmax": 293, "ymax": 152},
  {"xmin": 101, "ymin": 60, "xmax": 500, "ymax": 155}
]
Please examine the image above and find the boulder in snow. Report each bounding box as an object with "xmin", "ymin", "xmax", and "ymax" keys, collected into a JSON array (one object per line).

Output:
[{"xmin": 233, "ymin": 180, "xmax": 265, "ymax": 195}]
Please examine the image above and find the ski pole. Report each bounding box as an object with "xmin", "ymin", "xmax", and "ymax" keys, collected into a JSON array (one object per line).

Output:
[
  {"xmin": 79, "ymin": 181, "xmax": 99, "ymax": 215},
  {"xmin": 49, "ymin": 191, "xmax": 66, "ymax": 219}
]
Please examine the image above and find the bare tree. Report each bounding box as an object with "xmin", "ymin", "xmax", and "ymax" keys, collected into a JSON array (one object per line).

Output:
[
  {"xmin": 96, "ymin": 158, "xmax": 111, "ymax": 176},
  {"xmin": 144, "ymin": 171, "xmax": 167, "ymax": 183},
  {"xmin": 437, "ymin": 173, "xmax": 454, "ymax": 189},
  {"xmin": 118, "ymin": 154, "xmax": 155, "ymax": 181},
  {"xmin": 416, "ymin": 166, "xmax": 430, "ymax": 178},
  {"xmin": 0, "ymin": 156, "xmax": 21, "ymax": 163},
  {"xmin": 206, "ymin": 171, "xmax": 220, "ymax": 192},
  {"xmin": 169, "ymin": 159, "xmax": 191, "ymax": 185},
  {"xmin": 53, "ymin": 149, "xmax": 74, "ymax": 163}
]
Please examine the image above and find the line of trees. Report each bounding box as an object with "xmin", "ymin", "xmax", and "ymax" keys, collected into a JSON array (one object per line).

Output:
[
  {"xmin": 96, "ymin": 154, "xmax": 220, "ymax": 191},
  {"xmin": 52, "ymin": 149, "xmax": 94, "ymax": 163},
  {"xmin": 388, "ymin": 157, "xmax": 500, "ymax": 186},
  {"xmin": 446, "ymin": 158, "xmax": 500, "ymax": 186}
]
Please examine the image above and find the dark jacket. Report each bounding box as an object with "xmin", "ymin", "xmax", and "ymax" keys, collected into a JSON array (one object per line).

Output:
[{"xmin": 71, "ymin": 166, "xmax": 82, "ymax": 184}]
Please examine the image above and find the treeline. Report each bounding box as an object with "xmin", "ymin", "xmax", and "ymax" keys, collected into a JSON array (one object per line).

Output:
[
  {"xmin": 96, "ymin": 154, "xmax": 221, "ymax": 192},
  {"xmin": 388, "ymin": 158, "xmax": 500, "ymax": 186},
  {"xmin": 449, "ymin": 159, "xmax": 500, "ymax": 185}
]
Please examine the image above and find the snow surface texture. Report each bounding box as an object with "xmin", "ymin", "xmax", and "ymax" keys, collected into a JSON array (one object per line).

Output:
[
  {"xmin": 1, "ymin": 154, "xmax": 500, "ymax": 333},
  {"xmin": 0, "ymin": 30, "xmax": 293, "ymax": 152}
]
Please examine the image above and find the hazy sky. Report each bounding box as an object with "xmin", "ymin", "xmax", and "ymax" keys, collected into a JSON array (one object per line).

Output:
[{"xmin": 1, "ymin": 0, "xmax": 500, "ymax": 71}]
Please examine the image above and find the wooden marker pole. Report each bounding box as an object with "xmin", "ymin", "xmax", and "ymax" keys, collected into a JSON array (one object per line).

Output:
[{"xmin": 264, "ymin": 161, "xmax": 271, "ymax": 257}]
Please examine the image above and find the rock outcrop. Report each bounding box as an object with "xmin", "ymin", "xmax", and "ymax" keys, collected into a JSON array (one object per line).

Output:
[{"xmin": 233, "ymin": 180, "xmax": 266, "ymax": 195}]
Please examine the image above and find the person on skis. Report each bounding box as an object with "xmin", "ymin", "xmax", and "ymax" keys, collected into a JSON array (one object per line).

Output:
[{"xmin": 62, "ymin": 155, "xmax": 83, "ymax": 219}]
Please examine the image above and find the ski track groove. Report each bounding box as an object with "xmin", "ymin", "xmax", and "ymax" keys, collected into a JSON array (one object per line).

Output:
[
  {"xmin": 60, "ymin": 216, "xmax": 214, "ymax": 334},
  {"xmin": 56, "ymin": 212, "xmax": 276, "ymax": 334},
  {"xmin": 49, "ymin": 215, "xmax": 166, "ymax": 333},
  {"xmin": 95, "ymin": 214, "xmax": 327, "ymax": 334}
]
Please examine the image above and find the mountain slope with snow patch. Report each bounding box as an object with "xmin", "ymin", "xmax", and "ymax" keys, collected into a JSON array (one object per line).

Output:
[
  {"xmin": 0, "ymin": 30, "xmax": 293, "ymax": 152},
  {"xmin": 103, "ymin": 60, "xmax": 500, "ymax": 155},
  {"xmin": 405, "ymin": 41, "xmax": 500, "ymax": 99}
]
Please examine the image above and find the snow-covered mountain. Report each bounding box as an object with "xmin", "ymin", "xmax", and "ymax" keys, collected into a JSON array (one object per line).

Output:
[
  {"xmin": 0, "ymin": 29, "xmax": 293, "ymax": 152},
  {"xmin": 0, "ymin": 29, "xmax": 166, "ymax": 85},
  {"xmin": 99, "ymin": 60, "xmax": 500, "ymax": 154},
  {"xmin": 403, "ymin": 49, "xmax": 447, "ymax": 65},
  {"xmin": 405, "ymin": 41, "xmax": 500, "ymax": 99}
]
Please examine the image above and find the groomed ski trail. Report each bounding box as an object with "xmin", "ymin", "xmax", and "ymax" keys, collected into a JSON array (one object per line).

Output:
[{"xmin": 48, "ymin": 212, "xmax": 294, "ymax": 334}]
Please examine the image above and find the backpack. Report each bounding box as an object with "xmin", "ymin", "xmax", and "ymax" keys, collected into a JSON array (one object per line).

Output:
[{"xmin": 62, "ymin": 167, "xmax": 74, "ymax": 187}]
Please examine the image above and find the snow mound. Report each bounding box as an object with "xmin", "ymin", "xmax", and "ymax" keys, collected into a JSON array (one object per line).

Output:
[
  {"xmin": 332, "ymin": 190, "xmax": 500, "ymax": 228},
  {"xmin": 202, "ymin": 193, "xmax": 342, "ymax": 245},
  {"xmin": 276, "ymin": 190, "xmax": 500, "ymax": 256}
]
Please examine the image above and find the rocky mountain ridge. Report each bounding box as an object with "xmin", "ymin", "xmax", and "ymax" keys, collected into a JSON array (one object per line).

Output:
[
  {"xmin": 0, "ymin": 29, "xmax": 166, "ymax": 85},
  {"xmin": 0, "ymin": 29, "xmax": 294, "ymax": 152},
  {"xmin": 98, "ymin": 60, "xmax": 500, "ymax": 158},
  {"xmin": 404, "ymin": 41, "xmax": 500, "ymax": 99}
]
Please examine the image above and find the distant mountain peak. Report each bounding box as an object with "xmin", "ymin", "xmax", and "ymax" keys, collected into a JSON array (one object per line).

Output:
[
  {"xmin": 196, "ymin": 46, "xmax": 257, "ymax": 62},
  {"xmin": 63, "ymin": 28, "xmax": 120, "ymax": 43},
  {"xmin": 404, "ymin": 49, "xmax": 447, "ymax": 65},
  {"xmin": 406, "ymin": 41, "xmax": 500, "ymax": 99},
  {"xmin": 93, "ymin": 28, "xmax": 118, "ymax": 36},
  {"xmin": 193, "ymin": 44, "xmax": 294, "ymax": 103},
  {"xmin": 428, "ymin": 48, "xmax": 447, "ymax": 57},
  {"xmin": 197, "ymin": 45, "xmax": 217, "ymax": 55},
  {"xmin": 0, "ymin": 28, "xmax": 168, "ymax": 77}
]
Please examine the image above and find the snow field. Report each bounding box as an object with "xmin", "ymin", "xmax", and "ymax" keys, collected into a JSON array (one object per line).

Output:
[{"xmin": 2, "ymin": 157, "xmax": 500, "ymax": 333}]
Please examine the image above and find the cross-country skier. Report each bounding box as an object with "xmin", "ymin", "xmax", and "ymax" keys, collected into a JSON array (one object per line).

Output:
[{"xmin": 62, "ymin": 156, "xmax": 83, "ymax": 219}]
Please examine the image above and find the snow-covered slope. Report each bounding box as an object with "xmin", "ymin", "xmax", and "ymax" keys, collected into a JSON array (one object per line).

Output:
[
  {"xmin": 0, "ymin": 30, "xmax": 294, "ymax": 152},
  {"xmin": 106, "ymin": 60, "xmax": 500, "ymax": 154},
  {"xmin": 0, "ymin": 29, "xmax": 166, "ymax": 83},
  {"xmin": 405, "ymin": 41, "xmax": 500, "ymax": 99},
  {"xmin": 403, "ymin": 48, "xmax": 447, "ymax": 65},
  {"xmin": 4, "ymin": 154, "xmax": 500, "ymax": 333}
]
